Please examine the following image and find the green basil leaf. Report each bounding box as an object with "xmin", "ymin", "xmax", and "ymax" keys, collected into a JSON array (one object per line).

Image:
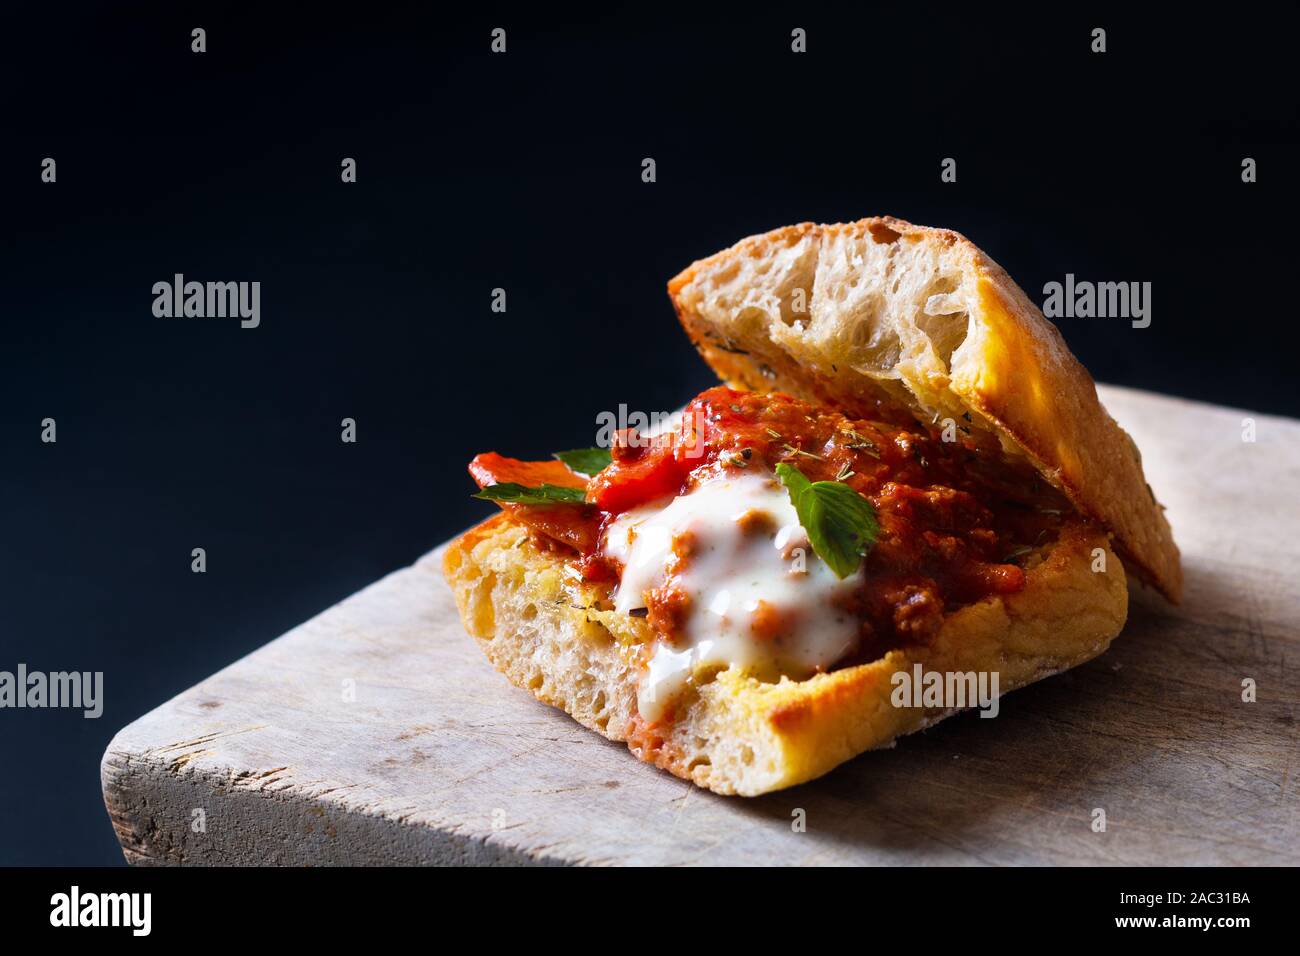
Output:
[
  {"xmin": 472, "ymin": 482, "xmax": 588, "ymax": 506},
  {"xmin": 775, "ymin": 463, "xmax": 879, "ymax": 578},
  {"xmin": 775, "ymin": 461, "xmax": 812, "ymax": 499},
  {"xmin": 552, "ymin": 447, "xmax": 612, "ymax": 477}
]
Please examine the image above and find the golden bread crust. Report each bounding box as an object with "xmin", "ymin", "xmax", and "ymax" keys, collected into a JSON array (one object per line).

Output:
[
  {"xmin": 443, "ymin": 514, "xmax": 1128, "ymax": 796},
  {"xmin": 668, "ymin": 216, "xmax": 1181, "ymax": 601}
]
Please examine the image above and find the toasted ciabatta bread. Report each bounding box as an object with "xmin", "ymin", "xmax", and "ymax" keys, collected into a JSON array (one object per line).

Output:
[
  {"xmin": 669, "ymin": 217, "xmax": 1180, "ymax": 601},
  {"xmin": 445, "ymin": 515, "xmax": 1126, "ymax": 796},
  {"xmin": 444, "ymin": 216, "xmax": 1179, "ymax": 796}
]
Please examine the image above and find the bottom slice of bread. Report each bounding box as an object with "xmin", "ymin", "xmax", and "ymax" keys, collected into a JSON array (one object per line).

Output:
[{"xmin": 443, "ymin": 514, "xmax": 1128, "ymax": 796}]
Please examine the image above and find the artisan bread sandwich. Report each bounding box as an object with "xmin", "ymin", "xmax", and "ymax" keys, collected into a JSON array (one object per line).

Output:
[{"xmin": 444, "ymin": 216, "xmax": 1181, "ymax": 796}]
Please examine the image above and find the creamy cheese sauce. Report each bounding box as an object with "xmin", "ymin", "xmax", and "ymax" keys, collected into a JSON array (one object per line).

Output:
[{"xmin": 603, "ymin": 472, "xmax": 865, "ymax": 722}]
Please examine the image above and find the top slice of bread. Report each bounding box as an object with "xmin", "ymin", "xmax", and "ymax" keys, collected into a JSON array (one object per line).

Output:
[{"xmin": 668, "ymin": 216, "xmax": 1181, "ymax": 602}]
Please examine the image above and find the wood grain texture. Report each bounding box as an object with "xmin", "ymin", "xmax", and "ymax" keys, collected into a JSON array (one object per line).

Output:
[{"xmin": 101, "ymin": 385, "xmax": 1300, "ymax": 865}]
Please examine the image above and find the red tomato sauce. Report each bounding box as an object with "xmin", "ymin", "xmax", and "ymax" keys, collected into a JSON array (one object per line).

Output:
[{"xmin": 469, "ymin": 386, "xmax": 1075, "ymax": 655}]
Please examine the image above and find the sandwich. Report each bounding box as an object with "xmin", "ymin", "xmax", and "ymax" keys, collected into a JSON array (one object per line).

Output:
[{"xmin": 443, "ymin": 216, "xmax": 1181, "ymax": 796}]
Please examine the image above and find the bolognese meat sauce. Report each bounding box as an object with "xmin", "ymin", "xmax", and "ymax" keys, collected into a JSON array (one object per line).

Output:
[{"xmin": 469, "ymin": 386, "xmax": 1074, "ymax": 711}]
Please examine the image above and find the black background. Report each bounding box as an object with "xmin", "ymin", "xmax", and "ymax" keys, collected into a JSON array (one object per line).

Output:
[{"xmin": 2, "ymin": 2, "xmax": 1297, "ymax": 864}]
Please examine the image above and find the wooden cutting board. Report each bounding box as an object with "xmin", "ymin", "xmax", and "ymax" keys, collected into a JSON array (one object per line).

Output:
[{"xmin": 101, "ymin": 385, "xmax": 1300, "ymax": 865}]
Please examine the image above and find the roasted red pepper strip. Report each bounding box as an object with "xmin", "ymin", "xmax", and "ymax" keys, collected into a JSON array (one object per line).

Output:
[
  {"xmin": 468, "ymin": 452, "xmax": 600, "ymax": 554},
  {"xmin": 586, "ymin": 437, "xmax": 693, "ymax": 515},
  {"xmin": 469, "ymin": 452, "xmax": 588, "ymax": 492}
]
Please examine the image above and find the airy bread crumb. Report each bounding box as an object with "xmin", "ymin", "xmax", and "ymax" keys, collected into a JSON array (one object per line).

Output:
[{"xmin": 445, "ymin": 514, "xmax": 1127, "ymax": 796}]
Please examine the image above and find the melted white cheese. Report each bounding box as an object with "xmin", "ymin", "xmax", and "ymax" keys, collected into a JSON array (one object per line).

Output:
[{"xmin": 603, "ymin": 472, "xmax": 865, "ymax": 722}]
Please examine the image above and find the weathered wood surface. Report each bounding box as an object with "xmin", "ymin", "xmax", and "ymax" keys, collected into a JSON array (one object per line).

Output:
[{"xmin": 101, "ymin": 385, "xmax": 1300, "ymax": 865}]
